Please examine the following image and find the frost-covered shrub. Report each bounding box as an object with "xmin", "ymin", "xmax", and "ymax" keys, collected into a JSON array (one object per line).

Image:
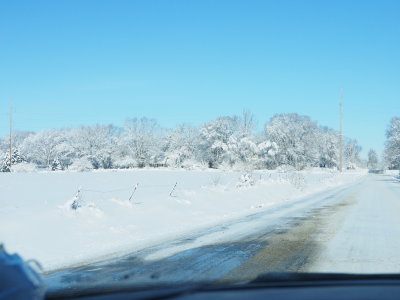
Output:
[
  {"xmin": 148, "ymin": 154, "xmax": 166, "ymax": 168},
  {"xmin": 211, "ymin": 175, "xmax": 222, "ymax": 187},
  {"xmin": 288, "ymin": 173, "xmax": 306, "ymax": 190},
  {"xmin": 218, "ymin": 161, "xmax": 234, "ymax": 172},
  {"xmin": 68, "ymin": 189, "xmax": 83, "ymax": 210},
  {"xmin": 181, "ymin": 159, "xmax": 207, "ymax": 170},
  {"xmin": 255, "ymin": 140, "xmax": 278, "ymax": 170},
  {"xmin": 51, "ymin": 158, "xmax": 63, "ymax": 171},
  {"xmin": 10, "ymin": 162, "xmax": 38, "ymax": 173},
  {"xmin": 232, "ymin": 161, "xmax": 255, "ymax": 172},
  {"xmin": 236, "ymin": 173, "xmax": 255, "ymax": 188},
  {"xmin": 276, "ymin": 164, "xmax": 297, "ymax": 173},
  {"xmin": 0, "ymin": 162, "xmax": 9, "ymax": 172},
  {"xmin": 346, "ymin": 162, "xmax": 357, "ymax": 170},
  {"xmin": 69, "ymin": 158, "xmax": 93, "ymax": 172},
  {"xmin": 113, "ymin": 157, "xmax": 137, "ymax": 169}
]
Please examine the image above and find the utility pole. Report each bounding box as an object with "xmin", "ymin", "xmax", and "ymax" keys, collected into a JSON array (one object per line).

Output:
[
  {"xmin": 9, "ymin": 102, "xmax": 12, "ymax": 170},
  {"xmin": 339, "ymin": 89, "xmax": 343, "ymax": 172}
]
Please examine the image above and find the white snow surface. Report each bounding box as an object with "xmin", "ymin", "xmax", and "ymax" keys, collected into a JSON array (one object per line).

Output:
[{"xmin": 0, "ymin": 168, "xmax": 365, "ymax": 271}]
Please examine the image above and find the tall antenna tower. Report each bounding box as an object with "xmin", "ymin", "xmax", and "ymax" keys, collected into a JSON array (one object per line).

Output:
[
  {"xmin": 9, "ymin": 102, "xmax": 12, "ymax": 170},
  {"xmin": 339, "ymin": 89, "xmax": 343, "ymax": 172}
]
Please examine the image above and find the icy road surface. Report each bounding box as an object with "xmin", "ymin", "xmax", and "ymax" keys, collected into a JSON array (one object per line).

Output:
[
  {"xmin": 310, "ymin": 174, "xmax": 400, "ymax": 273},
  {"xmin": 44, "ymin": 173, "xmax": 400, "ymax": 297}
]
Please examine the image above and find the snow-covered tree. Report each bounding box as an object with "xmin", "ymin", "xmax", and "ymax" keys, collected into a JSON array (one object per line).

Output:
[
  {"xmin": 224, "ymin": 135, "xmax": 257, "ymax": 169},
  {"xmin": 20, "ymin": 129, "xmax": 71, "ymax": 169},
  {"xmin": 227, "ymin": 110, "xmax": 265, "ymax": 169},
  {"xmin": 239, "ymin": 109, "xmax": 256, "ymax": 137},
  {"xmin": 344, "ymin": 138, "xmax": 362, "ymax": 169},
  {"xmin": 0, "ymin": 113, "xmax": 364, "ymax": 172},
  {"xmin": 51, "ymin": 158, "xmax": 63, "ymax": 171},
  {"xmin": 121, "ymin": 118, "xmax": 161, "ymax": 168},
  {"xmin": 384, "ymin": 117, "xmax": 400, "ymax": 169},
  {"xmin": 0, "ymin": 132, "xmax": 32, "ymax": 171},
  {"xmin": 164, "ymin": 125, "xmax": 199, "ymax": 168},
  {"xmin": 199, "ymin": 116, "xmax": 240, "ymax": 168},
  {"xmin": 0, "ymin": 154, "xmax": 9, "ymax": 172},
  {"xmin": 13, "ymin": 131, "xmax": 34, "ymax": 149},
  {"xmin": 256, "ymin": 140, "xmax": 278, "ymax": 169},
  {"xmin": 367, "ymin": 149, "xmax": 378, "ymax": 169},
  {"xmin": 68, "ymin": 125, "xmax": 120, "ymax": 169},
  {"xmin": 1, "ymin": 149, "xmax": 24, "ymax": 172},
  {"xmin": 266, "ymin": 113, "xmax": 319, "ymax": 170},
  {"xmin": 318, "ymin": 127, "xmax": 339, "ymax": 168}
]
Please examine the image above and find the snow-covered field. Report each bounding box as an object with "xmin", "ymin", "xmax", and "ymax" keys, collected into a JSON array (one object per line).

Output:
[{"xmin": 0, "ymin": 168, "xmax": 366, "ymax": 272}]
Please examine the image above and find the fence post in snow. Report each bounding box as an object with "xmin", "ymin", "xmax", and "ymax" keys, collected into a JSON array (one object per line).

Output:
[
  {"xmin": 169, "ymin": 182, "xmax": 178, "ymax": 197},
  {"xmin": 129, "ymin": 183, "xmax": 139, "ymax": 202}
]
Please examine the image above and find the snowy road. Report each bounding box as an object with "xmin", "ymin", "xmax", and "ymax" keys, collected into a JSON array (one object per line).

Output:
[{"xmin": 45, "ymin": 174, "xmax": 400, "ymax": 297}]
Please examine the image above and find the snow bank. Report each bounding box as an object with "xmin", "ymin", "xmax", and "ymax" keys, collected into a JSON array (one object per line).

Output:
[{"xmin": 0, "ymin": 168, "xmax": 366, "ymax": 271}]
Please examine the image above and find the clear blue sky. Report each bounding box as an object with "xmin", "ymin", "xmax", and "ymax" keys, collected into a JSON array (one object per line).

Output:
[{"xmin": 0, "ymin": 0, "xmax": 399, "ymax": 157}]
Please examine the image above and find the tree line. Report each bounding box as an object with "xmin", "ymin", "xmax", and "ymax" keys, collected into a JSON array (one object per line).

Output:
[
  {"xmin": 0, "ymin": 112, "xmax": 364, "ymax": 172},
  {"xmin": 384, "ymin": 117, "xmax": 400, "ymax": 170}
]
